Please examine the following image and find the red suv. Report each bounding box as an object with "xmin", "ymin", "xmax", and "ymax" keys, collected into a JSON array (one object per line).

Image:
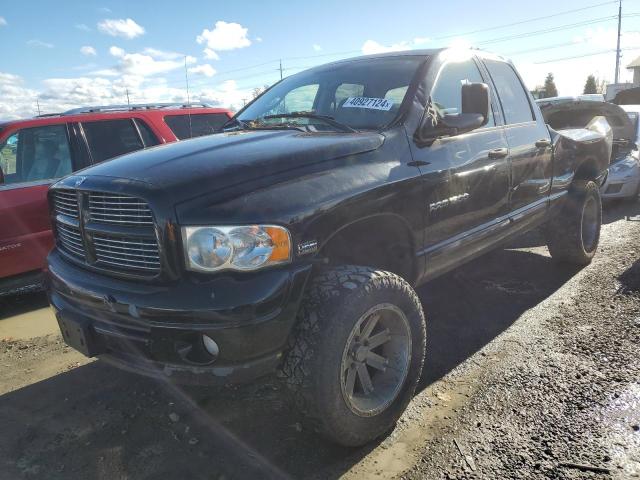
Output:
[{"xmin": 0, "ymin": 103, "xmax": 233, "ymax": 296}]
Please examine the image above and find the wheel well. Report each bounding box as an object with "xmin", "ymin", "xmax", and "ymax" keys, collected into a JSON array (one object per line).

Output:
[
  {"xmin": 574, "ymin": 157, "xmax": 600, "ymax": 181},
  {"xmin": 319, "ymin": 216, "xmax": 416, "ymax": 283}
]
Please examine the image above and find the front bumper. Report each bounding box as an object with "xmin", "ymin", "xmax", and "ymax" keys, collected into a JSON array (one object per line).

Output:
[
  {"xmin": 600, "ymin": 166, "xmax": 640, "ymax": 199},
  {"xmin": 46, "ymin": 249, "xmax": 312, "ymax": 385}
]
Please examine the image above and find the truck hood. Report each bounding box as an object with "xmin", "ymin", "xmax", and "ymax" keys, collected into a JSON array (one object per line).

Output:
[
  {"xmin": 75, "ymin": 129, "xmax": 384, "ymax": 202},
  {"xmin": 538, "ymin": 100, "xmax": 634, "ymax": 142}
]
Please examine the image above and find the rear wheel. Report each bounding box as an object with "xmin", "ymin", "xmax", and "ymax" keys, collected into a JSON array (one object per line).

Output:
[
  {"xmin": 282, "ymin": 265, "xmax": 426, "ymax": 446},
  {"xmin": 546, "ymin": 180, "xmax": 602, "ymax": 265}
]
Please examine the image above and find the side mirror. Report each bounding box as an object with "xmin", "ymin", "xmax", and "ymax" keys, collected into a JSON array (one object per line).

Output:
[{"xmin": 439, "ymin": 82, "xmax": 490, "ymax": 132}]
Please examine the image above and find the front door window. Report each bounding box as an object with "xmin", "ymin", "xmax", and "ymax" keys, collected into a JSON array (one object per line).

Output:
[{"xmin": 0, "ymin": 125, "xmax": 73, "ymax": 186}]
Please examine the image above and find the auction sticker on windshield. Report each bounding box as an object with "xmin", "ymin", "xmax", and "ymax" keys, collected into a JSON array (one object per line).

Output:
[{"xmin": 342, "ymin": 97, "xmax": 394, "ymax": 111}]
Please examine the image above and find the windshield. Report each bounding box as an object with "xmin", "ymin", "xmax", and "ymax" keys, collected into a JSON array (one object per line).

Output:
[{"xmin": 237, "ymin": 56, "xmax": 425, "ymax": 131}]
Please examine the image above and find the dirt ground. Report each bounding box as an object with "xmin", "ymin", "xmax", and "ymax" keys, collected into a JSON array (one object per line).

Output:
[{"xmin": 1, "ymin": 202, "xmax": 639, "ymax": 480}]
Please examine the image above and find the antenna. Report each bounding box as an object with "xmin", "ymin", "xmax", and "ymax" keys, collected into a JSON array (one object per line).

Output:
[
  {"xmin": 126, "ymin": 88, "xmax": 131, "ymax": 107},
  {"xmin": 615, "ymin": 0, "xmax": 622, "ymax": 83},
  {"xmin": 279, "ymin": 59, "xmax": 283, "ymax": 80},
  {"xmin": 184, "ymin": 56, "xmax": 193, "ymax": 138},
  {"xmin": 36, "ymin": 99, "xmax": 41, "ymax": 116}
]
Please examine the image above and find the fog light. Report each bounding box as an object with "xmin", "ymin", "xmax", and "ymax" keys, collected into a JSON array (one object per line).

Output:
[{"xmin": 202, "ymin": 335, "xmax": 219, "ymax": 357}]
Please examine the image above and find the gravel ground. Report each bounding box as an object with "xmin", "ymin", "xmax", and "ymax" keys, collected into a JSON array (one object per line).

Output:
[{"xmin": 0, "ymin": 202, "xmax": 638, "ymax": 479}]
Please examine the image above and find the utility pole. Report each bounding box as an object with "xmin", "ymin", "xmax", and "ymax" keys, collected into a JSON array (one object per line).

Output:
[
  {"xmin": 279, "ymin": 59, "xmax": 283, "ymax": 80},
  {"xmin": 615, "ymin": 0, "xmax": 622, "ymax": 84},
  {"xmin": 36, "ymin": 99, "xmax": 41, "ymax": 116},
  {"xmin": 125, "ymin": 88, "xmax": 130, "ymax": 107}
]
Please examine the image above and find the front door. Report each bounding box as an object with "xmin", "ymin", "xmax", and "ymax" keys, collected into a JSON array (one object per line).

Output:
[
  {"xmin": 0, "ymin": 124, "xmax": 75, "ymax": 279},
  {"xmin": 410, "ymin": 56, "xmax": 511, "ymax": 279}
]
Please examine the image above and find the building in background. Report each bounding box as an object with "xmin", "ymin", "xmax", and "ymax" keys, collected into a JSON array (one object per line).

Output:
[{"xmin": 605, "ymin": 56, "xmax": 640, "ymax": 101}]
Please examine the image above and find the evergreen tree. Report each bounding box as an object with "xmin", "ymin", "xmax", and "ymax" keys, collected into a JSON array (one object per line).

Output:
[
  {"xmin": 544, "ymin": 73, "xmax": 558, "ymax": 98},
  {"xmin": 583, "ymin": 75, "xmax": 598, "ymax": 94}
]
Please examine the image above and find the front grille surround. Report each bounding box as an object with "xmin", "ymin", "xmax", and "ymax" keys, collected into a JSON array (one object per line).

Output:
[{"xmin": 52, "ymin": 189, "xmax": 161, "ymax": 277}]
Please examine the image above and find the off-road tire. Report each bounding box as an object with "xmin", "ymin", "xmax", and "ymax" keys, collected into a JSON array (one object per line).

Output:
[
  {"xmin": 545, "ymin": 180, "xmax": 602, "ymax": 265},
  {"xmin": 282, "ymin": 265, "xmax": 426, "ymax": 446}
]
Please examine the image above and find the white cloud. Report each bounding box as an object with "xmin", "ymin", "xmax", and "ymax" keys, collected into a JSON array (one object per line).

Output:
[
  {"xmin": 103, "ymin": 46, "xmax": 195, "ymax": 77},
  {"xmin": 196, "ymin": 21, "xmax": 251, "ymax": 59},
  {"xmin": 203, "ymin": 48, "xmax": 220, "ymax": 60},
  {"xmin": 256, "ymin": 37, "xmax": 263, "ymax": 43},
  {"xmin": 75, "ymin": 23, "xmax": 90, "ymax": 32},
  {"xmin": 0, "ymin": 69, "xmax": 253, "ymax": 119},
  {"xmin": 27, "ymin": 39, "xmax": 54, "ymax": 49},
  {"xmin": 98, "ymin": 18, "xmax": 145, "ymax": 39},
  {"xmin": 141, "ymin": 48, "xmax": 184, "ymax": 60},
  {"xmin": 0, "ymin": 73, "xmax": 39, "ymax": 119},
  {"xmin": 189, "ymin": 64, "xmax": 216, "ymax": 77},
  {"xmin": 80, "ymin": 46, "xmax": 97, "ymax": 56},
  {"xmin": 361, "ymin": 36, "xmax": 431, "ymax": 55},
  {"xmin": 0, "ymin": 17, "xmax": 7, "ymax": 27},
  {"xmin": 109, "ymin": 46, "xmax": 125, "ymax": 58},
  {"xmin": 313, "ymin": 44, "xmax": 322, "ymax": 52}
]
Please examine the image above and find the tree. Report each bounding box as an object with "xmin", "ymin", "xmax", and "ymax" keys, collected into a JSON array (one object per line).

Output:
[
  {"xmin": 251, "ymin": 85, "xmax": 270, "ymax": 99},
  {"xmin": 584, "ymin": 75, "xmax": 598, "ymax": 94},
  {"xmin": 544, "ymin": 73, "xmax": 558, "ymax": 98}
]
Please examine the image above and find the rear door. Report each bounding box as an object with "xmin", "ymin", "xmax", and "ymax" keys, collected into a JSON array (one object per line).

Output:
[
  {"xmin": 482, "ymin": 59, "xmax": 553, "ymax": 226},
  {"xmin": 79, "ymin": 118, "xmax": 157, "ymax": 164},
  {"xmin": 0, "ymin": 124, "xmax": 76, "ymax": 277}
]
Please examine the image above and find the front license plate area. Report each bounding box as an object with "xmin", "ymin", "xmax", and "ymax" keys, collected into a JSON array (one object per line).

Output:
[{"xmin": 56, "ymin": 313, "xmax": 100, "ymax": 357}]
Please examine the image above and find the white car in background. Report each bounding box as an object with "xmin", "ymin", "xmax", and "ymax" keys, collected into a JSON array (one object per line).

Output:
[{"xmin": 601, "ymin": 104, "xmax": 640, "ymax": 201}]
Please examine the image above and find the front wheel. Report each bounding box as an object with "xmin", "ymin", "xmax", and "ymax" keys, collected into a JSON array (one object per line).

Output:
[
  {"xmin": 282, "ymin": 266, "xmax": 426, "ymax": 446},
  {"xmin": 546, "ymin": 180, "xmax": 602, "ymax": 265}
]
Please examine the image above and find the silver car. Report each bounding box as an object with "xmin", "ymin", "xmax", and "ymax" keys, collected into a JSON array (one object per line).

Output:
[{"xmin": 601, "ymin": 105, "xmax": 640, "ymax": 200}]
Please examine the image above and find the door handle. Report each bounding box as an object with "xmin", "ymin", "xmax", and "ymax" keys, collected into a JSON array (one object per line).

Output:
[
  {"xmin": 535, "ymin": 139, "xmax": 551, "ymax": 148},
  {"xmin": 488, "ymin": 148, "xmax": 509, "ymax": 159}
]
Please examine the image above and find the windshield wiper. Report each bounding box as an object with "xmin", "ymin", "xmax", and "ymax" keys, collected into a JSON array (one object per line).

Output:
[
  {"xmin": 262, "ymin": 112, "xmax": 357, "ymax": 133},
  {"xmin": 222, "ymin": 116, "xmax": 306, "ymax": 132},
  {"xmin": 221, "ymin": 116, "xmax": 249, "ymax": 131}
]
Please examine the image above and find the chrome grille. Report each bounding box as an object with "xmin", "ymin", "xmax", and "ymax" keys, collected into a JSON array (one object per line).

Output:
[
  {"xmin": 52, "ymin": 189, "xmax": 160, "ymax": 276},
  {"xmin": 93, "ymin": 234, "xmax": 160, "ymax": 272},
  {"xmin": 53, "ymin": 190, "xmax": 79, "ymax": 218},
  {"xmin": 56, "ymin": 222, "xmax": 85, "ymax": 259},
  {"xmin": 88, "ymin": 193, "xmax": 154, "ymax": 226}
]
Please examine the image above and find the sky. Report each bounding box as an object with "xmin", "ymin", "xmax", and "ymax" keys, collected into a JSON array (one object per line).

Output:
[{"xmin": 1, "ymin": 0, "xmax": 640, "ymax": 119}]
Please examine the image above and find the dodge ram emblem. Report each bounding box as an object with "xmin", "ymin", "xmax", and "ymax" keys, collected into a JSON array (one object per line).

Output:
[{"xmin": 74, "ymin": 176, "xmax": 87, "ymax": 187}]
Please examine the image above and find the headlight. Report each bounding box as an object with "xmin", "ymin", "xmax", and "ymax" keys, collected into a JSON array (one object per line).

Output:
[
  {"xmin": 182, "ymin": 225, "xmax": 291, "ymax": 272},
  {"xmin": 610, "ymin": 157, "xmax": 637, "ymax": 174}
]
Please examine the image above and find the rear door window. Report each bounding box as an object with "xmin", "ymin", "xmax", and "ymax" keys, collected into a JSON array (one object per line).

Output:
[
  {"xmin": 164, "ymin": 113, "xmax": 230, "ymax": 140},
  {"xmin": 134, "ymin": 119, "xmax": 160, "ymax": 147},
  {"xmin": 81, "ymin": 119, "xmax": 144, "ymax": 163},
  {"xmin": 484, "ymin": 60, "xmax": 535, "ymax": 124},
  {"xmin": 0, "ymin": 125, "xmax": 73, "ymax": 185}
]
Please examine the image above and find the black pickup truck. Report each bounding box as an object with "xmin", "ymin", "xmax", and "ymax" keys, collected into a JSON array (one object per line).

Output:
[{"xmin": 46, "ymin": 48, "xmax": 611, "ymax": 446}]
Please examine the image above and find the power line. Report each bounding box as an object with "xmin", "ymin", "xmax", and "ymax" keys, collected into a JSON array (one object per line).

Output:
[
  {"xmin": 477, "ymin": 15, "xmax": 618, "ymax": 45},
  {"xmin": 106, "ymin": 3, "xmax": 639, "ymax": 100},
  {"xmin": 433, "ymin": 0, "xmax": 619, "ymax": 40},
  {"xmin": 533, "ymin": 45, "xmax": 640, "ymax": 64}
]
